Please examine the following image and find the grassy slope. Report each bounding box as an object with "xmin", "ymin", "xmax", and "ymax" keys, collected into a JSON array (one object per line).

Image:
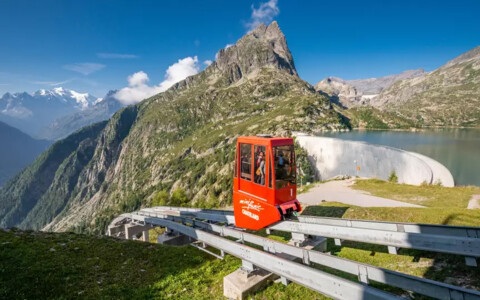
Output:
[
  {"xmin": 352, "ymin": 179, "xmax": 480, "ymax": 208},
  {"xmin": 0, "ymin": 229, "xmax": 325, "ymax": 300},
  {"xmin": 2, "ymin": 180, "xmax": 480, "ymax": 299}
]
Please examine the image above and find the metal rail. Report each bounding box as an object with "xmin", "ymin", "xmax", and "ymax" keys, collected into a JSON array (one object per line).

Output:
[
  {"xmin": 269, "ymin": 220, "xmax": 480, "ymax": 258},
  {"xmin": 117, "ymin": 211, "xmax": 480, "ymax": 300},
  {"xmin": 123, "ymin": 213, "xmax": 399, "ymax": 300},
  {"xmin": 297, "ymin": 215, "xmax": 480, "ymax": 238},
  {"xmin": 141, "ymin": 206, "xmax": 235, "ymax": 225},
  {"xmin": 139, "ymin": 206, "xmax": 480, "ymax": 260}
]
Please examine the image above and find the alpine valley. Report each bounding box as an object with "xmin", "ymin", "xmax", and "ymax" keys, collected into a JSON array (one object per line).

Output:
[
  {"xmin": 1, "ymin": 22, "xmax": 479, "ymax": 234},
  {"xmin": 0, "ymin": 22, "xmax": 346, "ymax": 232}
]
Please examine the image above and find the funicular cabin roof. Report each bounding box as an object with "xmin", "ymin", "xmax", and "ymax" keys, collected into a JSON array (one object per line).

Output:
[{"xmin": 237, "ymin": 136, "xmax": 293, "ymax": 146}]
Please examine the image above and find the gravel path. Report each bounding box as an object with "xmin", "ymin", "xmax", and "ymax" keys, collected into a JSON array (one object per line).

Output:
[
  {"xmin": 467, "ymin": 195, "xmax": 480, "ymax": 209},
  {"xmin": 298, "ymin": 179, "xmax": 424, "ymax": 208}
]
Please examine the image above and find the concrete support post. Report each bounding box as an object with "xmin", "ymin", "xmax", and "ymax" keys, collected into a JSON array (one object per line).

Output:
[
  {"xmin": 465, "ymin": 256, "xmax": 478, "ymax": 267},
  {"xmin": 388, "ymin": 246, "xmax": 399, "ymax": 255},
  {"xmin": 241, "ymin": 260, "xmax": 255, "ymax": 275},
  {"xmin": 107, "ymin": 225, "xmax": 124, "ymax": 237},
  {"xmin": 265, "ymin": 228, "xmax": 271, "ymax": 235},
  {"xmin": 280, "ymin": 276, "xmax": 291, "ymax": 286},
  {"xmin": 358, "ymin": 266, "xmax": 369, "ymax": 285},
  {"xmin": 334, "ymin": 238, "xmax": 342, "ymax": 246},
  {"xmin": 142, "ymin": 230, "xmax": 149, "ymax": 242},
  {"xmin": 291, "ymin": 232, "xmax": 308, "ymax": 247},
  {"xmin": 125, "ymin": 224, "xmax": 135, "ymax": 240},
  {"xmin": 125, "ymin": 224, "xmax": 151, "ymax": 240}
]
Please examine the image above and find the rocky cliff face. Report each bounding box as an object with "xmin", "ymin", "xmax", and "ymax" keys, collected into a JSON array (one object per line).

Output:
[
  {"xmin": 0, "ymin": 22, "xmax": 347, "ymax": 233},
  {"xmin": 371, "ymin": 46, "xmax": 480, "ymax": 126},
  {"xmin": 314, "ymin": 69, "xmax": 426, "ymax": 108}
]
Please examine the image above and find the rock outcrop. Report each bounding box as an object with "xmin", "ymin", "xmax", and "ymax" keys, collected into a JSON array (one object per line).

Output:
[{"xmin": 315, "ymin": 69, "xmax": 426, "ymax": 108}]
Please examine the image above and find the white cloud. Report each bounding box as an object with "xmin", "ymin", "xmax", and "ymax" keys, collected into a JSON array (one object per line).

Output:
[
  {"xmin": 97, "ymin": 53, "xmax": 138, "ymax": 59},
  {"xmin": 204, "ymin": 60, "xmax": 213, "ymax": 66},
  {"xmin": 63, "ymin": 63, "xmax": 105, "ymax": 75},
  {"xmin": 114, "ymin": 56, "xmax": 200, "ymax": 105},
  {"xmin": 32, "ymin": 79, "xmax": 73, "ymax": 86},
  {"xmin": 246, "ymin": 0, "xmax": 279, "ymax": 31}
]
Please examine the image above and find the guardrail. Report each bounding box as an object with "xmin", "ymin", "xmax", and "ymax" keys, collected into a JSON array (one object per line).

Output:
[
  {"xmin": 113, "ymin": 210, "xmax": 480, "ymax": 300},
  {"xmin": 269, "ymin": 220, "xmax": 480, "ymax": 257},
  {"xmin": 134, "ymin": 206, "xmax": 480, "ymax": 265},
  {"xmin": 297, "ymin": 215, "xmax": 480, "ymax": 238},
  {"xmin": 124, "ymin": 212, "xmax": 400, "ymax": 300}
]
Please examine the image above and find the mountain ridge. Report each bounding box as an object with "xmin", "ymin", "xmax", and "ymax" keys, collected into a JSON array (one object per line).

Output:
[
  {"xmin": 0, "ymin": 87, "xmax": 99, "ymax": 138},
  {"xmin": 369, "ymin": 45, "xmax": 480, "ymax": 126},
  {"xmin": 0, "ymin": 121, "xmax": 50, "ymax": 187},
  {"xmin": 314, "ymin": 68, "xmax": 427, "ymax": 108},
  {"xmin": 0, "ymin": 21, "xmax": 347, "ymax": 233}
]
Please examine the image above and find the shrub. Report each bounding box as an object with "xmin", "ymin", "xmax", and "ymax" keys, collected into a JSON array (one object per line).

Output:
[
  {"xmin": 388, "ymin": 170, "xmax": 398, "ymax": 183},
  {"xmin": 152, "ymin": 190, "xmax": 169, "ymax": 206},
  {"xmin": 170, "ymin": 188, "xmax": 189, "ymax": 207}
]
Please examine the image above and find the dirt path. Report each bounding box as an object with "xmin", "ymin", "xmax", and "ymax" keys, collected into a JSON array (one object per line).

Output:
[
  {"xmin": 298, "ymin": 179, "xmax": 424, "ymax": 208},
  {"xmin": 467, "ymin": 195, "xmax": 480, "ymax": 209}
]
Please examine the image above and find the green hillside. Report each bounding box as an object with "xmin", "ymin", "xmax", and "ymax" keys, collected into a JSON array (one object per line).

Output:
[{"xmin": 0, "ymin": 22, "xmax": 347, "ymax": 233}]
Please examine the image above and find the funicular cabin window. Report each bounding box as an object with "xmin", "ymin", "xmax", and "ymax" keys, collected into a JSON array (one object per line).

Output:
[
  {"xmin": 254, "ymin": 145, "xmax": 266, "ymax": 186},
  {"xmin": 234, "ymin": 148, "xmax": 238, "ymax": 178},
  {"xmin": 273, "ymin": 145, "xmax": 296, "ymax": 189},
  {"xmin": 240, "ymin": 143, "xmax": 252, "ymax": 181},
  {"xmin": 268, "ymin": 151, "xmax": 273, "ymax": 188}
]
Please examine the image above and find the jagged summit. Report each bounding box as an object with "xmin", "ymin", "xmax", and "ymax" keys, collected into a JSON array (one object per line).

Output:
[{"xmin": 214, "ymin": 21, "xmax": 296, "ymax": 82}]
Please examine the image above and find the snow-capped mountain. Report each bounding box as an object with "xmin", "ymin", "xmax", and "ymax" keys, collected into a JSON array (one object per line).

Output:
[
  {"xmin": 0, "ymin": 87, "xmax": 98, "ymax": 138},
  {"xmin": 38, "ymin": 90, "xmax": 124, "ymax": 140}
]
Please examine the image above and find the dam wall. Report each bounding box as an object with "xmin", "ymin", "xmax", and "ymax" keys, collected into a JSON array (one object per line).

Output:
[{"xmin": 294, "ymin": 134, "xmax": 454, "ymax": 187}]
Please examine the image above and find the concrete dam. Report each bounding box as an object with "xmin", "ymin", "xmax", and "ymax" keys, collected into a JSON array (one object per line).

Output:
[{"xmin": 294, "ymin": 134, "xmax": 455, "ymax": 187}]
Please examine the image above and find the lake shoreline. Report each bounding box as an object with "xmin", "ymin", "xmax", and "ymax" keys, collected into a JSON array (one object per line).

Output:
[{"xmin": 319, "ymin": 128, "xmax": 480, "ymax": 187}]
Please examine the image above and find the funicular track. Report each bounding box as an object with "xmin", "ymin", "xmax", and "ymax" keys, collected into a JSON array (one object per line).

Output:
[{"xmin": 108, "ymin": 207, "xmax": 480, "ymax": 300}]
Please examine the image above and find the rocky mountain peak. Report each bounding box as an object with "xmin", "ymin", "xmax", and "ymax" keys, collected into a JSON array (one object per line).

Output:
[{"xmin": 215, "ymin": 21, "xmax": 296, "ymax": 82}]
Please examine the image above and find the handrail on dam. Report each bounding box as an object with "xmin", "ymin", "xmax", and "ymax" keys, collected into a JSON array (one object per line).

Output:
[{"xmin": 108, "ymin": 208, "xmax": 480, "ymax": 300}]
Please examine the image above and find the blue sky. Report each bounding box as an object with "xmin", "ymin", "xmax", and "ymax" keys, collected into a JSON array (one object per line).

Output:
[{"xmin": 0, "ymin": 0, "xmax": 479, "ymax": 97}]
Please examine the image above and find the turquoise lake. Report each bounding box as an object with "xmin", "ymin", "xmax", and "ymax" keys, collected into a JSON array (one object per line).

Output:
[{"xmin": 321, "ymin": 129, "xmax": 480, "ymax": 187}]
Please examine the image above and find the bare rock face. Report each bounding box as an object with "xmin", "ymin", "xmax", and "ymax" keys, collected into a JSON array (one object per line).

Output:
[
  {"xmin": 314, "ymin": 77, "xmax": 364, "ymax": 108},
  {"xmin": 215, "ymin": 21, "xmax": 297, "ymax": 83},
  {"xmin": 314, "ymin": 69, "xmax": 426, "ymax": 108}
]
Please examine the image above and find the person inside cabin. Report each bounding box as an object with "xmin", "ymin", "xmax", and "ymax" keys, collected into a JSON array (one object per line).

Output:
[{"xmin": 256, "ymin": 151, "xmax": 265, "ymax": 185}]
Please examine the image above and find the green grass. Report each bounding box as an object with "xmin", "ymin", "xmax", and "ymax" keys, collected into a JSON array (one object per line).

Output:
[
  {"xmin": 352, "ymin": 179, "xmax": 480, "ymax": 208},
  {"xmin": 302, "ymin": 201, "xmax": 480, "ymax": 226},
  {"xmin": 301, "ymin": 203, "xmax": 480, "ymax": 291},
  {"xmin": 0, "ymin": 228, "xmax": 327, "ymax": 299}
]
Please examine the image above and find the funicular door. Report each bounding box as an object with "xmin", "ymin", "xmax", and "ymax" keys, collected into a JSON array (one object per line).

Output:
[{"xmin": 238, "ymin": 142, "xmax": 270, "ymax": 201}]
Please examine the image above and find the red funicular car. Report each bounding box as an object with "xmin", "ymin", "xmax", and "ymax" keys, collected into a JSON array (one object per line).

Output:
[{"xmin": 233, "ymin": 135, "xmax": 302, "ymax": 230}]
